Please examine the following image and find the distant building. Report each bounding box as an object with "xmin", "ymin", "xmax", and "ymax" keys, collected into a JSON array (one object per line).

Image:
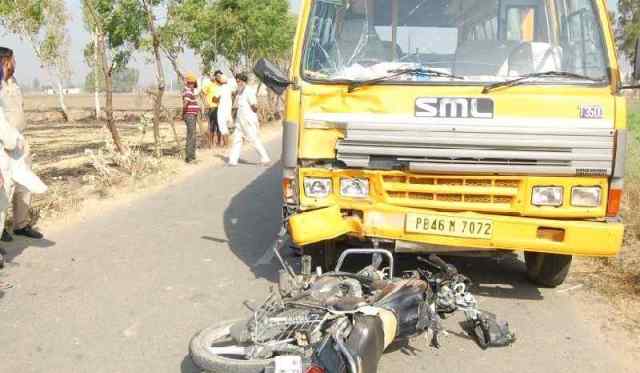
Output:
[{"xmin": 45, "ymin": 88, "xmax": 81, "ymax": 95}]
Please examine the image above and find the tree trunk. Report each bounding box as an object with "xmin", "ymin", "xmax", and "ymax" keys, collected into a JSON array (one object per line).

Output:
[
  {"xmin": 93, "ymin": 30, "xmax": 102, "ymax": 119},
  {"xmin": 85, "ymin": 0, "xmax": 124, "ymax": 153},
  {"xmin": 143, "ymin": 0, "xmax": 166, "ymax": 157},
  {"xmin": 99, "ymin": 39, "xmax": 125, "ymax": 153},
  {"xmin": 104, "ymin": 68, "xmax": 125, "ymax": 153},
  {"xmin": 163, "ymin": 48, "xmax": 184, "ymax": 83},
  {"xmin": 55, "ymin": 78, "xmax": 71, "ymax": 122}
]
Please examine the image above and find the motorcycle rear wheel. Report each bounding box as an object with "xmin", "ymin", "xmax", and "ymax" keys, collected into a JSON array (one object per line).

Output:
[{"xmin": 189, "ymin": 319, "xmax": 275, "ymax": 373}]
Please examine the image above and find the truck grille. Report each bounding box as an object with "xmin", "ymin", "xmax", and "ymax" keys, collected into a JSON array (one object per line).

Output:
[
  {"xmin": 307, "ymin": 113, "xmax": 616, "ymax": 177},
  {"xmin": 382, "ymin": 175, "xmax": 523, "ymax": 214}
]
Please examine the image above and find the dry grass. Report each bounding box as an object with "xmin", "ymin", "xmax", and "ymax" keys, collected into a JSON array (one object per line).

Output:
[
  {"xmin": 572, "ymin": 104, "xmax": 640, "ymax": 331},
  {"xmin": 26, "ymin": 119, "xmax": 190, "ymax": 222},
  {"xmin": 23, "ymin": 96, "xmax": 280, "ymax": 224}
]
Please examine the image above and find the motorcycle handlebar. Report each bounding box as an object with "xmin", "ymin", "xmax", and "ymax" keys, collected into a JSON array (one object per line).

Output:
[{"xmin": 418, "ymin": 254, "xmax": 457, "ymax": 275}]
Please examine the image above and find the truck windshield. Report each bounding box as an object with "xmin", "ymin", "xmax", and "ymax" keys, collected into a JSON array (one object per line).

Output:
[{"xmin": 302, "ymin": 0, "xmax": 609, "ymax": 84}]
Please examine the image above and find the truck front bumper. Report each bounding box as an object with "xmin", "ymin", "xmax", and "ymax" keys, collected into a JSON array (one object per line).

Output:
[{"xmin": 288, "ymin": 205, "xmax": 623, "ymax": 256}]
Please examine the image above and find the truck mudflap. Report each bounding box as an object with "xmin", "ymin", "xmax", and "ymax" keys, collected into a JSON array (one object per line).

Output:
[{"xmin": 288, "ymin": 204, "xmax": 624, "ymax": 256}]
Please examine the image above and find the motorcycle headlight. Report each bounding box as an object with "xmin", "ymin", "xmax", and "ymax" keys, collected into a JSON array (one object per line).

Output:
[
  {"xmin": 571, "ymin": 186, "xmax": 602, "ymax": 207},
  {"xmin": 340, "ymin": 178, "xmax": 369, "ymax": 198},
  {"xmin": 303, "ymin": 177, "xmax": 332, "ymax": 198},
  {"xmin": 532, "ymin": 186, "xmax": 563, "ymax": 207}
]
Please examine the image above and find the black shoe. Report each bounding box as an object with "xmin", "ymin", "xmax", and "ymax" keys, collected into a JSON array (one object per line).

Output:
[
  {"xmin": 1, "ymin": 229, "xmax": 13, "ymax": 242},
  {"xmin": 13, "ymin": 226, "xmax": 44, "ymax": 239}
]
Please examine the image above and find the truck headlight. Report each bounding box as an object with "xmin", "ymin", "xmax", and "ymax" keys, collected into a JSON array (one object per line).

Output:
[
  {"xmin": 532, "ymin": 186, "xmax": 563, "ymax": 207},
  {"xmin": 303, "ymin": 177, "xmax": 332, "ymax": 198},
  {"xmin": 340, "ymin": 178, "xmax": 369, "ymax": 198},
  {"xmin": 571, "ymin": 186, "xmax": 602, "ymax": 207}
]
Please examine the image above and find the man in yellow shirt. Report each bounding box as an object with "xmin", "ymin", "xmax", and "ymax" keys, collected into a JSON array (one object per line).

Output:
[{"xmin": 201, "ymin": 70, "xmax": 224, "ymax": 147}]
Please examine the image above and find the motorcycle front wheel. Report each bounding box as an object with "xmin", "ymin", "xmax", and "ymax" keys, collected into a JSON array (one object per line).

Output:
[{"xmin": 189, "ymin": 319, "xmax": 275, "ymax": 373}]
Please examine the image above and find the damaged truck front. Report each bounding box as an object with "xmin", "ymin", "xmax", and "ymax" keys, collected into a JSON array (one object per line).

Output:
[{"xmin": 257, "ymin": 0, "xmax": 640, "ymax": 287}]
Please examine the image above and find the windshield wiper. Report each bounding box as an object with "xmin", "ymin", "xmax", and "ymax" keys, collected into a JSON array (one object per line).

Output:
[
  {"xmin": 482, "ymin": 71, "xmax": 604, "ymax": 94},
  {"xmin": 347, "ymin": 68, "xmax": 464, "ymax": 93}
]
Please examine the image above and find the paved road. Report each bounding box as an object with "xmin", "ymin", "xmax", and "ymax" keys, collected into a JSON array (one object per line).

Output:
[{"xmin": 0, "ymin": 136, "xmax": 630, "ymax": 373}]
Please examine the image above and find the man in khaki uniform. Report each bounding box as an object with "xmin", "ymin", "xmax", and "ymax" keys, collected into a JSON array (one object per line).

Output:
[{"xmin": 0, "ymin": 47, "xmax": 43, "ymax": 241}]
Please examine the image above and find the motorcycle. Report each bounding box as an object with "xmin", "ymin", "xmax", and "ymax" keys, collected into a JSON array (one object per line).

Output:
[{"xmin": 189, "ymin": 228, "xmax": 515, "ymax": 373}]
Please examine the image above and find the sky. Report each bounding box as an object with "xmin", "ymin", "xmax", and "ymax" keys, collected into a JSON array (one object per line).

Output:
[{"xmin": 0, "ymin": 0, "xmax": 620, "ymax": 89}]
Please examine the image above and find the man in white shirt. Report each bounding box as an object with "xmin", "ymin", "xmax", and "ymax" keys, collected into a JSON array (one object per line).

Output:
[{"xmin": 227, "ymin": 73, "xmax": 270, "ymax": 166}]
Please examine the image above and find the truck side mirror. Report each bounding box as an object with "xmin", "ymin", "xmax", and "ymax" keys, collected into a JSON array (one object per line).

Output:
[
  {"xmin": 634, "ymin": 39, "xmax": 640, "ymax": 82},
  {"xmin": 254, "ymin": 58, "xmax": 292, "ymax": 96}
]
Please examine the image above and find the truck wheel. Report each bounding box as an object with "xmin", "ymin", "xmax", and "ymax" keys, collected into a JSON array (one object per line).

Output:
[
  {"xmin": 303, "ymin": 240, "xmax": 338, "ymax": 272},
  {"xmin": 524, "ymin": 252, "xmax": 572, "ymax": 287}
]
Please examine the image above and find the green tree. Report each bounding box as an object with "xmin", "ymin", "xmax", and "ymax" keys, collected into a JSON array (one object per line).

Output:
[
  {"xmin": 617, "ymin": 0, "xmax": 640, "ymax": 64},
  {"xmin": 171, "ymin": 0, "xmax": 295, "ymax": 72},
  {"xmin": 0, "ymin": 0, "xmax": 72, "ymax": 120},
  {"xmin": 82, "ymin": 0, "xmax": 146, "ymax": 153},
  {"xmin": 158, "ymin": 0, "xmax": 192, "ymax": 82}
]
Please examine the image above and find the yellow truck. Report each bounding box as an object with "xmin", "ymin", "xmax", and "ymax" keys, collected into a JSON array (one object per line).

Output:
[{"xmin": 255, "ymin": 0, "xmax": 640, "ymax": 287}]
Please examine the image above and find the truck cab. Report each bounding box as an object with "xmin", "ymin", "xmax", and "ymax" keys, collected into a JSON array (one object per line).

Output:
[{"xmin": 256, "ymin": 0, "xmax": 640, "ymax": 287}]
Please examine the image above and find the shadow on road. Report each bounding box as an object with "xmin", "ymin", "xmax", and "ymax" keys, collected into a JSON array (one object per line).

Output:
[
  {"xmin": 180, "ymin": 355, "xmax": 200, "ymax": 373},
  {"xmin": 342, "ymin": 253, "xmax": 543, "ymax": 301},
  {"xmin": 201, "ymin": 235, "xmax": 229, "ymax": 244},
  {"xmin": 2, "ymin": 237, "xmax": 56, "ymax": 265},
  {"xmin": 223, "ymin": 163, "xmax": 284, "ymax": 282},
  {"xmin": 449, "ymin": 255, "xmax": 543, "ymax": 301},
  {"xmin": 398, "ymin": 253, "xmax": 543, "ymax": 300}
]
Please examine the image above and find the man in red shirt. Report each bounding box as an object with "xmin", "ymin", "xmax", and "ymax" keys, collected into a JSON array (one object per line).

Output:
[{"xmin": 182, "ymin": 73, "xmax": 200, "ymax": 163}]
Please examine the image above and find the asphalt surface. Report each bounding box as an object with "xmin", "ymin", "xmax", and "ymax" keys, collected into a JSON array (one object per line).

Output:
[{"xmin": 0, "ymin": 136, "xmax": 630, "ymax": 373}]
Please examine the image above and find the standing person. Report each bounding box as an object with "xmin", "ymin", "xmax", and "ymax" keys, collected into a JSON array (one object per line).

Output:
[
  {"xmin": 216, "ymin": 74, "xmax": 236, "ymax": 148},
  {"xmin": 201, "ymin": 70, "xmax": 223, "ymax": 148},
  {"xmin": 0, "ymin": 65, "xmax": 9, "ymax": 268},
  {"xmin": 0, "ymin": 47, "xmax": 43, "ymax": 241},
  {"xmin": 0, "ymin": 61, "xmax": 28, "ymax": 268},
  {"xmin": 227, "ymin": 73, "xmax": 271, "ymax": 167},
  {"xmin": 182, "ymin": 72, "xmax": 200, "ymax": 163}
]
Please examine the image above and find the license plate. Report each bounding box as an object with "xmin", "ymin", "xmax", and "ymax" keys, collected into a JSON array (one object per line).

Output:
[
  {"xmin": 405, "ymin": 214, "xmax": 493, "ymax": 239},
  {"xmin": 273, "ymin": 356, "xmax": 302, "ymax": 373}
]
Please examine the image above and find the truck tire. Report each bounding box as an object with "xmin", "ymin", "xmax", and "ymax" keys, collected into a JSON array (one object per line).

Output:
[
  {"xmin": 303, "ymin": 240, "xmax": 338, "ymax": 272},
  {"xmin": 524, "ymin": 252, "xmax": 572, "ymax": 287}
]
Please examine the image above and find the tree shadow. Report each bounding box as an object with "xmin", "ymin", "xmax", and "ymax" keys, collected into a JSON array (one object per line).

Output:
[{"xmin": 223, "ymin": 162, "xmax": 285, "ymax": 283}]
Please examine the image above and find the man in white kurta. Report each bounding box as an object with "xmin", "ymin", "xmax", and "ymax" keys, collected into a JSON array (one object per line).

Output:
[
  {"xmin": 216, "ymin": 75, "xmax": 236, "ymax": 141},
  {"xmin": 227, "ymin": 73, "xmax": 270, "ymax": 166},
  {"xmin": 0, "ymin": 47, "xmax": 44, "ymax": 240}
]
